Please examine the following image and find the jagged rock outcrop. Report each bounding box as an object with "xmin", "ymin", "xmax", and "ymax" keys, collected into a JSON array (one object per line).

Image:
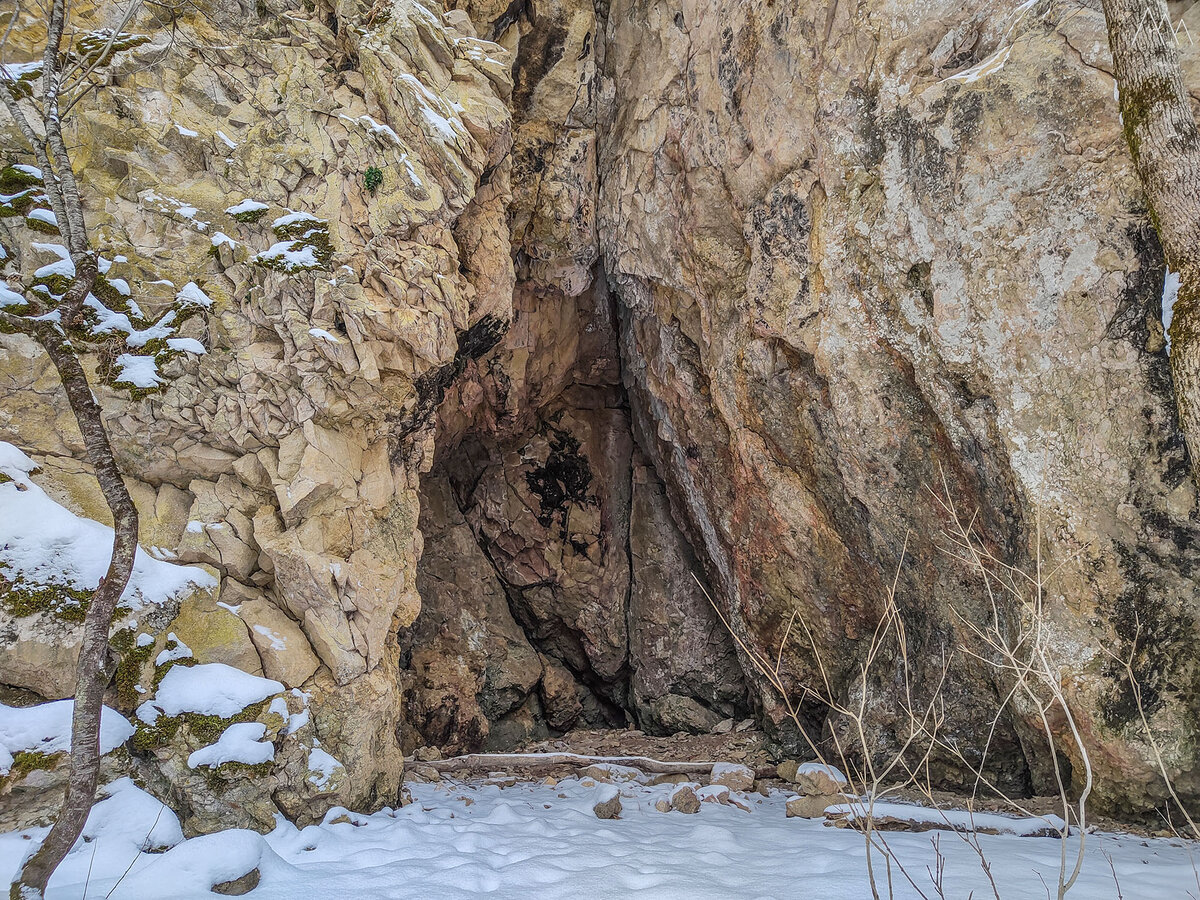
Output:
[
  {"xmin": 598, "ymin": 0, "xmax": 1200, "ymax": 812},
  {"xmin": 1, "ymin": 0, "xmax": 516, "ymax": 826},
  {"xmin": 3, "ymin": 0, "xmax": 1200, "ymax": 825}
]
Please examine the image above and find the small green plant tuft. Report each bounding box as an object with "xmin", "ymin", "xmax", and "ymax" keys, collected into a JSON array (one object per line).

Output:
[{"xmin": 364, "ymin": 166, "xmax": 383, "ymax": 196}]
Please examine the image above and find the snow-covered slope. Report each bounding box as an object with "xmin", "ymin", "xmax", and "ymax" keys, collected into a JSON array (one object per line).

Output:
[{"xmin": 1, "ymin": 773, "xmax": 1197, "ymax": 899}]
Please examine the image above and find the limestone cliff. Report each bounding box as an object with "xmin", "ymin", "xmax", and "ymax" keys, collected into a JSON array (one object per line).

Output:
[
  {"xmin": 599, "ymin": 0, "xmax": 1200, "ymax": 813},
  {"xmin": 1, "ymin": 0, "xmax": 1199, "ymax": 828},
  {"xmin": 2, "ymin": 0, "xmax": 516, "ymax": 827}
]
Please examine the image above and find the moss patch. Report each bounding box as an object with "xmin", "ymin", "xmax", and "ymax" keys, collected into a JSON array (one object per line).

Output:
[
  {"xmin": 131, "ymin": 699, "xmax": 269, "ymax": 754},
  {"xmin": 202, "ymin": 760, "xmax": 272, "ymax": 791},
  {"xmin": 255, "ymin": 216, "xmax": 333, "ymax": 272},
  {"xmin": 0, "ymin": 570, "xmax": 91, "ymax": 622},
  {"xmin": 30, "ymin": 272, "xmax": 72, "ymax": 298},
  {"xmin": 0, "ymin": 188, "xmax": 38, "ymax": 217},
  {"xmin": 5, "ymin": 749, "xmax": 64, "ymax": 781},
  {"xmin": 151, "ymin": 654, "xmax": 198, "ymax": 691},
  {"xmin": 23, "ymin": 213, "xmax": 60, "ymax": 235},
  {"xmin": 0, "ymin": 165, "xmax": 42, "ymax": 193},
  {"xmin": 74, "ymin": 31, "xmax": 150, "ymax": 68},
  {"xmin": 89, "ymin": 273, "xmax": 136, "ymax": 312},
  {"xmin": 230, "ymin": 207, "xmax": 267, "ymax": 224},
  {"xmin": 111, "ymin": 629, "xmax": 154, "ymax": 707}
]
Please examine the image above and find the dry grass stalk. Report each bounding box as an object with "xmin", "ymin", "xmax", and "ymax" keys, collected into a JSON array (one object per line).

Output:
[{"xmin": 698, "ymin": 473, "xmax": 1111, "ymax": 899}]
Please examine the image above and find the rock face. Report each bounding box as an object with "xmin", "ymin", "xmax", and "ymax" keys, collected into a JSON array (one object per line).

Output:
[
  {"xmin": 402, "ymin": 0, "xmax": 747, "ymax": 750},
  {"xmin": 598, "ymin": 0, "xmax": 1200, "ymax": 813},
  {"xmin": 2, "ymin": 0, "xmax": 515, "ymax": 824},
  {"xmin": 2, "ymin": 0, "xmax": 1200, "ymax": 825}
]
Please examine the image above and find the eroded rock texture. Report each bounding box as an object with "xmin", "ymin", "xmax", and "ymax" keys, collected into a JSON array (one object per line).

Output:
[
  {"xmin": 1, "ymin": 0, "xmax": 515, "ymax": 826},
  {"xmin": 599, "ymin": 0, "xmax": 1200, "ymax": 812},
  {"xmin": 3, "ymin": 0, "xmax": 1200, "ymax": 825}
]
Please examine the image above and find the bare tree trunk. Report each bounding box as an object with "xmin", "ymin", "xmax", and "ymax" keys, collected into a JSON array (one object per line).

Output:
[
  {"xmin": 4, "ymin": 2, "xmax": 159, "ymax": 896},
  {"xmin": 1101, "ymin": 0, "xmax": 1200, "ymax": 480},
  {"xmin": 13, "ymin": 340, "xmax": 138, "ymax": 900}
]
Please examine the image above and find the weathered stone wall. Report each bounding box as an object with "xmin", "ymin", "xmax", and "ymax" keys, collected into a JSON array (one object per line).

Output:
[
  {"xmin": 598, "ymin": 0, "xmax": 1200, "ymax": 812},
  {"xmin": 4, "ymin": 0, "xmax": 1200, "ymax": 825},
  {"xmin": 1, "ymin": 0, "xmax": 516, "ymax": 826}
]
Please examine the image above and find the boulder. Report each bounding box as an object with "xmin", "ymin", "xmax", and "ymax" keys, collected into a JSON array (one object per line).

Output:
[
  {"xmin": 593, "ymin": 787, "xmax": 623, "ymax": 819},
  {"xmin": 670, "ymin": 785, "xmax": 701, "ymax": 814},
  {"xmin": 787, "ymin": 795, "xmax": 841, "ymax": 820},
  {"xmin": 709, "ymin": 763, "xmax": 755, "ymax": 792}
]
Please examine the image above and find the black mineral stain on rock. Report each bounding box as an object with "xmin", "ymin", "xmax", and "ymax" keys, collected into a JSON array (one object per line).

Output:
[
  {"xmin": 393, "ymin": 315, "xmax": 509, "ymax": 447},
  {"xmin": 1100, "ymin": 545, "xmax": 1200, "ymax": 734},
  {"xmin": 512, "ymin": 16, "xmax": 568, "ymax": 114},
  {"xmin": 524, "ymin": 426, "xmax": 596, "ymax": 547}
]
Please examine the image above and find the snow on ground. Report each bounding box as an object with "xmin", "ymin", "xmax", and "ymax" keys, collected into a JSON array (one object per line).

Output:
[
  {"xmin": 825, "ymin": 799, "xmax": 1067, "ymax": 836},
  {"xmin": 3, "ymin": 772, "xmax": 1199, "ymax": 899},
  {"xmin": 0, "ymin": 442, "xmax": 216, "ymax": 610}
]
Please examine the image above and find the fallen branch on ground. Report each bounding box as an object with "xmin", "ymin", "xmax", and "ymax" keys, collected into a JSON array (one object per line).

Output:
[{"xmin": 419, "ymin": 752, "xmax": 775, "ymax": 779}]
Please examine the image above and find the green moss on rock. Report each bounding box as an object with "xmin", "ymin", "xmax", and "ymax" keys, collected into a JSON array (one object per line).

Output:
[
  {"xmin": 6, "ymin": 749, "xmax": 64, "ymax": 780},
  {"xmin": 256, "ymin": 216, "xmax": 333, "ymax": 272},
  {"xmin": 74, "ymin": 31, "xmax": 150, "ymax": 68},
  {"xmin": 30, "ymin": 272, "xmax": 72, "ymax": 298},
  {"xmin": 89, "ymin": 273, "xmax": 136, "ymax": 312},
  {"xmin": 24, "ymin": 213, "xmax": 60, "ymax": 235},
  {"xmin": 0, "ymin": 571, "xmax": 91, "ymax": 622},
  {"xmin": 0, "ymin": 188, "xmax": 38, "ymax": 217},
  {"xmin": 131, "ymin": 699, "xmax": 269, "ymax": 754},
  {"xmin": 203, "ymin": 760, "xmax": 272, "ymax": 791},
  {"xmin": 230, "ymin": 207, "xmax": 267, "ymax": 224},
  {"xmin": 0, "ymin": 165, "xmax": 42, "ymax": 193},
  {"xmin": 151, "ymin": 654, "xmax": 198, "ymax": 690},
  {"xmin": 111, "ymin": 629, "xmax": 154, "ymax": 707}
]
